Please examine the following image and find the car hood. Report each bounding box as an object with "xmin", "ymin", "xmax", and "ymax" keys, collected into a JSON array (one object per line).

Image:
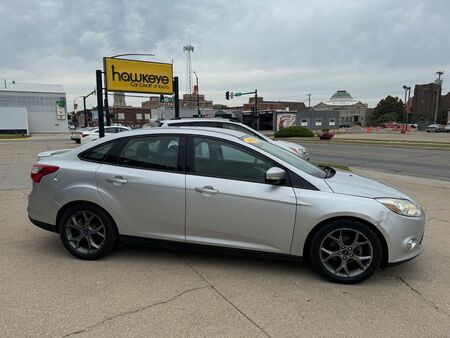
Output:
[
  {"xmin": 271, "ymin": 139, "xmax": 306, "ymax": 151},
  {"xmin": 325, "ymin": 170, "xmax": 414, "ymax": 201}
]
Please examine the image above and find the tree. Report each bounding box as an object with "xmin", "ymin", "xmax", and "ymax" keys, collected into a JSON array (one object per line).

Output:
[
  {"xmin": 213, "ymin": 104, "xmax": 228, "ymax": 109},
  {"xmin": 370, "ymin": 95, "xmax": 404, "ymax": 125}
]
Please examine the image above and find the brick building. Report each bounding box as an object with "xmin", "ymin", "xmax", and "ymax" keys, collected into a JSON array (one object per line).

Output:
[
  {"xmin": 141, "ymin": 93, "xmax": 213, "ymax": 110},
  {"xmin": 242, "ymin": 97, "xmax": 307, "ymax": 111},
  {"xmin": 411, "ymin": 83, "xmax": 450, "ymax": 128}
]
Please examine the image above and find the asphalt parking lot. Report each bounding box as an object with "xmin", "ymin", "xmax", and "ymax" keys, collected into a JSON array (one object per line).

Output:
[{"xmin": 1, "ymin": 136, "xmax": 450, "ymax": 337}]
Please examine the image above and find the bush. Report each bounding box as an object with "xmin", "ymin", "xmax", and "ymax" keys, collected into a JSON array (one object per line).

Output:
[{"xmin": 274, "ymin": 126, "xmax": 314, "ymax": 138}]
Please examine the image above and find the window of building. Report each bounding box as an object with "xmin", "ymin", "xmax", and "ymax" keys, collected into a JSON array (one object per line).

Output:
[
  {"xmin": 117, "ymin": 113, "xmax": 125, "ymax": 120},
  {"xmin": 315, "ymin": 118, "xmax": 322, "ymax": 126},
  {"xmin": 300, "ymin": 118, "xmax": 308, "ymax": 127},
  {"xmin": 329, "ymin": 118, "xmax": 336, "ymax": 126},
  {"xmin": 144, "ymin": 113, "xmax": 151, "ymax": 120},
  {"xmin": 136, "ymin": 113, "xmax": 143, "ymax": 120}
]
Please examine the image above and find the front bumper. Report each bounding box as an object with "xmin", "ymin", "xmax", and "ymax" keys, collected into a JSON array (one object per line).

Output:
[{"xmin": 380, "ymin": 209, "xmax": 426, "ymax": 264}]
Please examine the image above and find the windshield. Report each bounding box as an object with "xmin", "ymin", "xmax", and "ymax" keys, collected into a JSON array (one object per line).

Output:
[{"xmin": 241, "ymin": 136, "xmax": 326, "ymax": 178}]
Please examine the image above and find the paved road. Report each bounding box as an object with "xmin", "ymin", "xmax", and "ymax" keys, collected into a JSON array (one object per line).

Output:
[{"xmin": 302, "ymin": 142, "xmax": 450, "ymax": 181}]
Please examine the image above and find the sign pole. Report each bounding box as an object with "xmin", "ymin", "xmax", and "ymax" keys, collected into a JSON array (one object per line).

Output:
[
  {"xmin": 174, "ymin": 76, "xmax": 179, "ymax": 118},
  {"xmin": 83, "ymin": 95, "xmax": 87, "ymax": 127},
  {"xmin": 96, "ymin": 70, "xmax": 105, "ymax": 138},
  {"xmin": 102, "ymin": 58, "xmax": 111, "ymax": 126},
  {"xmin": 254, "ymin": 89, "xmax": 258, "ymax": 130}
]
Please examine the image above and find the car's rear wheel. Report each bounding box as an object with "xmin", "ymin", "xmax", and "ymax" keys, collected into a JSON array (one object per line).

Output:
[
  {"xmin": 59, "ymin": 204, "xmax": 117, "ymax": 260},
  {"xmin": 75, "ymin": 139, "xmax": 81, "ymax": 144},
  {"xmin": 309, "ymin": 219, "xmax": 382, "ymax": 284}
]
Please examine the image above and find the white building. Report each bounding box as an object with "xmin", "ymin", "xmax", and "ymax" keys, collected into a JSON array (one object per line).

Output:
[
  {"xmin": 0, "ymin": 82, "xmax": 67, "ymax": 133},
  {"xmin": 314, "ymin": 90, "xmax": 369, "ymax": 126}
]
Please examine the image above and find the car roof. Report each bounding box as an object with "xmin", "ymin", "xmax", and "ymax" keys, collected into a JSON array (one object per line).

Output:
[
  {"xmin": 78, "ymin": 127, "xmax": 248, "ymax": 146},
  {"xmin": 162, "ymin": 118, "xmax": 235, "ymax": 124}
]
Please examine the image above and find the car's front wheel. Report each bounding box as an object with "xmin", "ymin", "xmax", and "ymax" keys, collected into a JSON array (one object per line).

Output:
[
  {"xmin": 309, "ymin": 219, "xmax": 382, "ymax": 284},
  {"xmin": 59, "ymin": 204, "xmax": 117, "ymax": 260}
]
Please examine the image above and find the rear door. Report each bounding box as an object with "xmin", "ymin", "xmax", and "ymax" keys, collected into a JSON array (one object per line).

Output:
[
  {"xmin": 96, "ymin": 134, "xmax": 186, "ymax": 241},
  {"xmin": 185, "ymin": 136, "xmax": 297, "ymax": 254}
]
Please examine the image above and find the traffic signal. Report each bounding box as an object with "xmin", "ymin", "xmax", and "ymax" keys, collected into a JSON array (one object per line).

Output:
[
  {"xmin": 160, "ymin": 94, "xmax": 164, "ymax": 103},
  {"xmin": 225, "ymin": 91, "xmax": 229, "ymax": 100}
]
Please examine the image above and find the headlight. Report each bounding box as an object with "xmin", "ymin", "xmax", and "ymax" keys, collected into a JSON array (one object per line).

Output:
[{"xmin": 376, "ymin": 198, "xmax": 421, "ymax": 217}]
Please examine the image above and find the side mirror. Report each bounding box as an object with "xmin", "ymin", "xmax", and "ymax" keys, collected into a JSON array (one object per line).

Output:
[{"xmin": 265, "ymin": 167, "xmax": 286, "ymax": 184}]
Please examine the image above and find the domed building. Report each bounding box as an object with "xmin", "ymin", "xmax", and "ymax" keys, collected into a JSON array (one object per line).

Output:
[{"xmin": 314, "ymin": 90, "xmax": 369, "ymax": 126}]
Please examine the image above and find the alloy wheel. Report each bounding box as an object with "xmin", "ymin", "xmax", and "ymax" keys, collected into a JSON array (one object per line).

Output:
[
  {"xmin": 319, "ymin": 228, "xmax": 373, "ymax": 278},
  {"xmin": 65, "ymin": 211, "xmax": 106, "ymax": 255}
]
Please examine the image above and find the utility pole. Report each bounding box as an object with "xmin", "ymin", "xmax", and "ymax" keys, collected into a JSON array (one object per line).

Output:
[
  {"xmin": 434, "ymin": 71, "xmax": 444, "ymax": 124},
  {"xmin": 307, "ymin": 93, "xmax": 311, "ymax": 109}
]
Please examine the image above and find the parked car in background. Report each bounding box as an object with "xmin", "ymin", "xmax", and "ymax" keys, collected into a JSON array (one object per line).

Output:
[
  {"xmin": 70, "ymin": 127, "xmax": 96, "ymax": 144},
  {"xmin": 426, "ymin": 124, "xmax": 446, "ymax": 132},
  {"xmin": 28, "ymin": 127, "xmax": 425, "ymax": 284},
  {"xmin": 445, "ymin": 124, "xmax": 450, "ymax": 133},
  {"xmin": 338, "ymin": 122, "xmax": 351, "ymax": 128},
  {"xmin": 158, "ymin": 118, "xmax": 310, "ymax": 160},
  {"xmin": 80, "ymin": 126, "xmax": 131, "ymax": 144}
]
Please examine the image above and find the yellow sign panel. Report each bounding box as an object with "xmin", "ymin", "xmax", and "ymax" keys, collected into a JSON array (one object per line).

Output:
[{"xmin": 104, "ymin": 58, "xmax": 173, "ymax": 94}]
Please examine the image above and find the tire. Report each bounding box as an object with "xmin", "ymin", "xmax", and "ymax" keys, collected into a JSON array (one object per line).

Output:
[
  {"xmin": 75, "ymin": 139, "xmax": 81, "ymax": 144},
  {"xmin": 59, "ymin": 203, "xmax": 117, "ymax": 260},
  {"xmin": 309, "ymin": 219, "xmax": 382, "ymax": 284}
]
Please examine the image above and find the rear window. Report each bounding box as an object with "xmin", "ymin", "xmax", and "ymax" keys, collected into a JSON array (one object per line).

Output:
[{"xmin": 79, "ymin": 142, "xmax": 115, "ymax": 162}]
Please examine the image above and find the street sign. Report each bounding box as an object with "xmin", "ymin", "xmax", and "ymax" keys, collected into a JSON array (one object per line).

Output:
[
  {"xmin": 104, "ymin": 58, "xmax": 173, "ymax": 95},
  {"xmin": 234, "ymin": 92, "xmax": 242, "ymax": 97}
]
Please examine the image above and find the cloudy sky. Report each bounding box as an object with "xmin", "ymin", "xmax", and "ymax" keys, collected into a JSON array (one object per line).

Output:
[{"xmin": 1, "ymin": 0, "xmax": 449, "ymax": 109}]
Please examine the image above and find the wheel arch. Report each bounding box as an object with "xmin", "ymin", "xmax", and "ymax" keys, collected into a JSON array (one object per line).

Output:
[
  {"xmin": 302, "ymin": 216, "xmax": 389, "ymax": 267},
  {"xmin": 56, "ymin": 200, "xmax": 119, "ymax": 234}
]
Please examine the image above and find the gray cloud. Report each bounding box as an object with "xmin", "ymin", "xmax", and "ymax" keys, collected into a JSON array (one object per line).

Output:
[{"xmin": 1, "ymin": 0, "xmax": 449, "ymax": 108}]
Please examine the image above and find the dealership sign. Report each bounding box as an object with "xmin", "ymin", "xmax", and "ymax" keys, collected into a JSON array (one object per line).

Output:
[{"xmin": 104, "ymin": 58, "xmax": 173, "ymax": 95}]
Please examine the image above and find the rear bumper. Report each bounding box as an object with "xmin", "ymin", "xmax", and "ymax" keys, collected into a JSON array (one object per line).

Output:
[{"xmin": 29, "ymin": 217, "xmax": 57, "ymax": 233}]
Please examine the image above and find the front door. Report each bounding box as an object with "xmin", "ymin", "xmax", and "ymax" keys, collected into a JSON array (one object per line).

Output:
[
  {"xmin": 185, "ymin": 136, "xmax": 297, "ymax": 254},
  {"xmin": 96, "ymin": 134, "xmax": 185, "ymax": 242}
]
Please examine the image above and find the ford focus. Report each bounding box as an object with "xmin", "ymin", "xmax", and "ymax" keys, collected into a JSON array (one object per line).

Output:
[{"xmin": 28, "ymin": 128, "xmax": 425, "ymax": 283}]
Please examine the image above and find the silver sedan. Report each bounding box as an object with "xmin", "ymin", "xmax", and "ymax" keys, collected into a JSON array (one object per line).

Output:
[{"xmin": 28, "ymin": 127, "xmax": 425, "ymax": 283}]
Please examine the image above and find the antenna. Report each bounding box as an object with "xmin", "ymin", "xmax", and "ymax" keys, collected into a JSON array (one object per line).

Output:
[{"xmin": 183, "ymin": 39, "xmax": 194, "ymax": 95}]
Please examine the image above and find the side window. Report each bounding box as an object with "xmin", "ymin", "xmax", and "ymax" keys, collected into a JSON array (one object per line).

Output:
[
  {"xmin": 118, "ymin": 135, "xmax": 180, "ymax": 171},
  {"xmin": 192, "ymin": 137, "xmax": 273, "ymax": 183},
  {"xmin": 105, "ymin": 127, "xmax": 117, "ymax": 133},
  {"xmin": 79, "ymin": 142, "xmax": 115, "ymax": 162},
  {"xmin": 195, "ymin": 140, "xmax": 210, "ymax": 159}
]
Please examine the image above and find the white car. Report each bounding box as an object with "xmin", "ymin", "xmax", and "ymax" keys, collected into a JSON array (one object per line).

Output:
[
  {"xmin": 70, "ymin": 127, "xmax": 96, "ymax": 144},
  {"xmin": 80, "ymin": 126, "xmax": 131, "ymax": 144},
  {"xmin": 158, "ymin": 118, "xmax": 310, "ymax": 160}
]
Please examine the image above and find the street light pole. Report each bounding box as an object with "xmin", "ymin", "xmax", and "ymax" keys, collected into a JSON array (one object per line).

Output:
[
  {"xmin": 193, "ymin": 71, "xmax": 200, "ymax": 117},
  {"xmin": 434, "ymin": 71, "xmax": 444, "ymax": 124},
  {"xmin": 402, "ymin": 85, "xmax": 408, "ymax": 133},
  {"xmin": 405, "ymin": 86, "xmax": 411, "ymax": 128}
]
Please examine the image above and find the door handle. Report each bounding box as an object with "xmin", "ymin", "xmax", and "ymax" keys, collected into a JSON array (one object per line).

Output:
[
  {"xmin": 195, "ymin": 186, "xmax": 219, "ymax": 194},
  {"xmin": 106, "ymin": 176, "xmax": 128, "ymax": 185}
]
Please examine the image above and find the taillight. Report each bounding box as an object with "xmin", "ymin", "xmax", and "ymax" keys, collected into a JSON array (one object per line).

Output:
[{"xmin": 31, "ymin": 164, "xmax": 59, "ymax": 183}]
